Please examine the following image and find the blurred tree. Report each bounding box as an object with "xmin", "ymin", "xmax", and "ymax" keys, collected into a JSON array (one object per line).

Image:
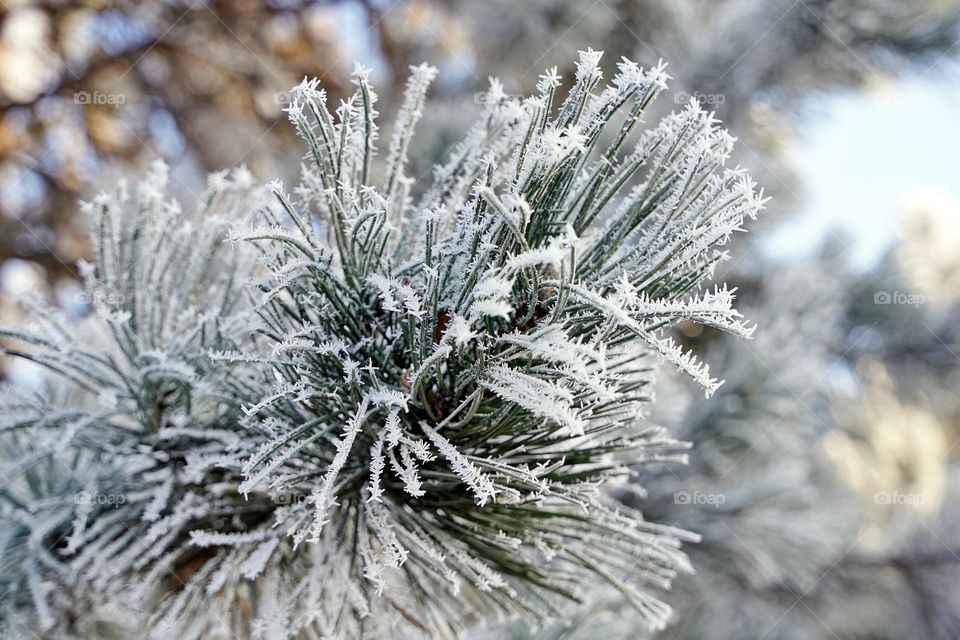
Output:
[{"xmin": 0, "ymin": 0, "xmax": 364, "ymax": 283}]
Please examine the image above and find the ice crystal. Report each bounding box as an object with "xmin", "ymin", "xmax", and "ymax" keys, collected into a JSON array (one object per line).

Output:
[{"xmin": 0, "ymin": 51, "xmax": 763, "ymax": 639}]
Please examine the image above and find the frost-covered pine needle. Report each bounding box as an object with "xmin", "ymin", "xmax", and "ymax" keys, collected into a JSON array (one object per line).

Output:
[{"xmin": 0, "ymin": 50, "xmax": 763, "ymax": 639}]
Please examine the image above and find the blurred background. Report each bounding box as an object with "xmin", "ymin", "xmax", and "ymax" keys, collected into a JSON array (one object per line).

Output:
[{"xmin": 1, "ymin": 1, "xmax": 959, "ymax": 637}]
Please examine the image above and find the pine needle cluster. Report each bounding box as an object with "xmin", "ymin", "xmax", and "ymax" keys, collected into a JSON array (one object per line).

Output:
[{"xmin": 0, "ymin": 50, "xmax": 763, "ymax": 639}]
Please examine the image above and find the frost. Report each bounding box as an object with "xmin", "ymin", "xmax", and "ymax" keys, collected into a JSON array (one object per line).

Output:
[{"xmin": 0, "ymin": 50, "xmax": 761, "ymax": 639}]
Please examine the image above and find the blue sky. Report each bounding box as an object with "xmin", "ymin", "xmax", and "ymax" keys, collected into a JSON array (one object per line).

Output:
[{"xmin": 765, "ymin": 72, "xmax": 960, "ymax": 270}]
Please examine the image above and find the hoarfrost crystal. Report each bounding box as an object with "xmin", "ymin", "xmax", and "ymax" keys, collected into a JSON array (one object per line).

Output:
[{"xmin": 0, "ymin": 50, "xmax": 763, "ymax": 639}]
